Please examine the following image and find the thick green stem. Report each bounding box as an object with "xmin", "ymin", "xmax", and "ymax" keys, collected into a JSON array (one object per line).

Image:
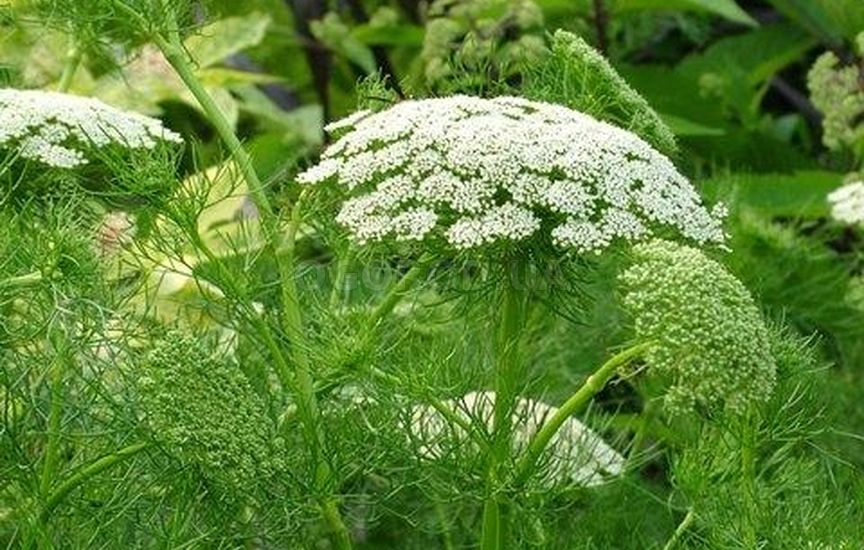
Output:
[
  {"xmin": 740, "ymin": 417, "xmax": 759, "ymax": 548},
  {"xmin": 39, "ymin": 443, "xmax": 147, "ymax": 522},
  {"xmin": 56, "ymin": 40, "xmax": 82, "ymax": 93},
  {"xmin": 628, "ymin": 398, "xmax": 657, "ymax": 465},
  {"xmin": 514, "ymin": 342, "xmax": 653, "ymax": 486},
  {"xmin": 0, "ymin": 270, "xmax": 42, "ymax": 291},
  {"xmin": 39, "ymin": 326, "xmax": 71, "ymax": 500},
  {"xmin": 434, "ymin": 501, "xmax": 456, "ymax": 550},
  {"xmin": 481, "ymin": 267, "xmax": 525, "ymax": 550}
]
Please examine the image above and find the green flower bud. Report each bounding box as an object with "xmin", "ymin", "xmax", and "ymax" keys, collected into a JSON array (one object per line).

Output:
[
  {"xmin": 137, "ymin": 332, "xmax": 285, "ymax": 495},
  {"xmin": 619, "ymin": 240, "xmax": 776, "ymax": 416}
]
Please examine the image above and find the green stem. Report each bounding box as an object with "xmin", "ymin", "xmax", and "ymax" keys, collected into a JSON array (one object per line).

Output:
[
  {"xmin": 136, "ymin": 2, "xmax": 350, "ymax": 546},
  {"xmin": 628, "ymin": 398, "xmax": 657, "ymax": 466},
  {"xmin": 0, "ymin": 270, "xmax": 42, "ymax": 291},
  {"xmin": 740, "ymin": 416, "xmax": 759, "ymax": 549},
  {"xmin": 328, "ymin": 248, "xmax": 353, "ymax": 310},
  {"xmin": 39, "ymin": 443, "xmax": 148, "ymax": 522},
  {"xmin": 56, "ymin": 40, "xmax": 82, "ymax": 93},
  {"xmin": 513, "ymin": 341, "xmax": 653, "ymax": 486},
  {"xmin": 320, "ymin": 498, "xmax": 353, "ymax": 550},
  {"xmin": 662, "ymin": 508, "xmax": 695, "ymax": 550},
  {"xmin": 434, "ymin": 501, "xmax": 456, "ymax": 550},
  {"xmin": 39, "ymin": 325, "xmax": 71, "ymax": 500},
  {"xmin": 366, "ymin": 253, "xmax": 433, "ymax": 330},
  {"xmin": 481, "ymin": 267, "xmax": 525, "ymax": 550}
]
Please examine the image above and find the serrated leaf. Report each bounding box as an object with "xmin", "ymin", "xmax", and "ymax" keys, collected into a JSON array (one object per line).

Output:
[
  {"xmin": 612, "ymin": 0, "xmax": 757, "ymax": 27},
  {"xmin": 184, "ymin": 12, "xmax": 272, "ymax": 69}
]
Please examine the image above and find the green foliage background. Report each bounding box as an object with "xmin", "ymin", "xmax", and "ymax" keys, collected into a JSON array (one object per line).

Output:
[{"xmin": 2, "ymin": 0, "xmax": 864, "ymax": 548}]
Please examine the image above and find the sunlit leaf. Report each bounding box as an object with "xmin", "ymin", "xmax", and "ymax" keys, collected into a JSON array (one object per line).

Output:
[
  {"xmin": 612, "ymin": 0, "xmax": 758, "ymax": 27},
  {"xmin": 184, "ymin": 12, "xmax": 272, "ymax": 69}
]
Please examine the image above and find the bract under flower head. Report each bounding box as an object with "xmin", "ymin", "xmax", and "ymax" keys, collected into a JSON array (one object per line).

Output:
[
  {"xmin": 0, "ymin": 88, "xmax": 183, "ymax": 168},
  {"xmin": 619, "ymin": 240, "xmax": 776, "ymax": 416},
  {"xmin": 299, "ymin": 95, "xmax": 726, "ymax": 253},
  {"xmin": 409, "ymin": 390, "xmax": 625, "ymax": 488}
]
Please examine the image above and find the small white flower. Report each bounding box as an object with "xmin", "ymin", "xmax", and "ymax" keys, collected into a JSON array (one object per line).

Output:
[
  {"xmin": 409, "ymin": 390, "xmax": 625, "ymax": 488},
  {"xmin": 828, "ymin": 180, "xmax": 864, "ymax": 225},
  {"xmin": 0, "ymin": 88, "xmax": 183, "ymax": 168},
  {"xmin": 299, "ymin": 96, "xmax": 725, "ymax": 252}
]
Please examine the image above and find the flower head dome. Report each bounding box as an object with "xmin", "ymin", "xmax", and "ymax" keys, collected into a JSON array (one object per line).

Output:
[
  {"xmin": 298, "ymin": 95, "xmax": 726, "ymax": 253},
  {"xmin": 619, "ymin": 240, "xmax": 777, "ymax": 415},
  {"xmin": 0, "ymin": 88, "xmax": 183, "ymax": 168}
]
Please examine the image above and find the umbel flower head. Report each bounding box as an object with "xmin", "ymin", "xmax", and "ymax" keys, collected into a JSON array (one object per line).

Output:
[
  {"xmin": 619, "ymin": 240, "xmax": 777, "ymax": 416},
  {"xmin": 137, "ymin": 333, "xmax": 284, "ymax": 495},
  {"xmin": 409, "ymin": 391, "xmax": 625, "ymax": 488},
  {"xmin": 828, "ymin": 178, "xmax": 864, "ymax": 226},
  {"xmin": 298, "ymin": 95, "xmax": 726, "ymax": 253},
  {"xmin": 0, "ymin": 88, "xmax": 182, "ymax": 168}
]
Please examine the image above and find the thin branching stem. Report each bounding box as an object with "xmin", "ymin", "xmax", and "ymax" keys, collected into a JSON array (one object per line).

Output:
[
  {"xmin": 105, "ymin": 2, "xmax": 352, "ymax": 546},
  {"xmin": 39, "ymin": 443, "xmax": 148, "ymax": 522},
  {"xmin": 513, "ymin": 341, "xmax": 653, "ymax": 486},
  {"xmin": 365, "ymin": 252, "xmax": 434, "ymax": 330},
  {"xmin": 662, "ymin": 508, "xmax": 695, "ymax": 550}
]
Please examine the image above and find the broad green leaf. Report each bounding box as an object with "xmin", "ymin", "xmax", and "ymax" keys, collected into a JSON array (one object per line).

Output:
[
  {"xmin": 233, "ymin": 86, "xmax": 324, "ymax": 148},
  {"xmin": 701, "ymin": 170, "xmax": 844, "ymax": 218},
  {"xmin": 197, "ymin": 68, "xmax": 284, "ymax": 88},
  {"xmin": 661, "ymin": 113, "xmax": 725, "ymax": 136},
  {"xmin": 310, "ymin": 13, "xmax": 377, "ymax": 75},
  {"xmin": 178, "ymin": 160, "xmax": 255, "ymax": 256},
  {"xmin": 816, "ymin": 0, "xmax": 864, "ymax": 41},
  {"xmin": 612, "ymin": 0, "xmax": 758, "ymax": 27},
  {"xmin": 676, "ymin": 24, "xmax": 816, "ymax": 121},
  {"xmin": 184, "ymin": 12, "xmax": 272, "ymax": 69},
  {"xmin": 761, "ymin": 0, "xmax": 844, "ymax": 44}
]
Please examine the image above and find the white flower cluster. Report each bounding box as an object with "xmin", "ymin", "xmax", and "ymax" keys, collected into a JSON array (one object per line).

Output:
[
  {"xmin": 828, "ymin": 180, "xmax": 864, "ymax": 226},
  {"xmin": 298, "ymin": 95, "xmax": 726, "ymax": 252},
  {"xmin": 0, "ymin": 88, "xmax": 183, "ymax": 168},
  {"xmin": 409, "ymin": 391, "xmax": 625, "ymax": 488}
]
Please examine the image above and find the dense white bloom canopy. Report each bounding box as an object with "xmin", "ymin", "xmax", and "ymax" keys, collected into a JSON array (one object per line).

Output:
[
  {"xmin": 828, "ymin": 180, "xmax": 864, "ymax": 226},
  {"xmin": 0, "ymin": 88, "xmax": 183, "ymax": 168},
  {"xmin": 409, "ymin": 391, "xmax": 625, "ymax": 488},
  {"xmin": 299, "ymin": 95, "xmax": 726, "ymax": 252}
]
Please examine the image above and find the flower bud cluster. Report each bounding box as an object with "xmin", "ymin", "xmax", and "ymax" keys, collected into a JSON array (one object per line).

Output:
[
  {"xmin": 299, "ymin": 96, "xmax": 726, "ymax": 253},
  {"xmin": 619, "ymin": 240, "xmax": 777, "ymax": 416},
  {"xmin": 807, "ymin": 38, "xmax": 864, "ymax": 154},
  {"xmin": 138, "ymin": 333, "xmax": 284, "ymax": 494},
  {"xmin": 0, "ymin": 89, "xmax": 182, "ymax": 168}
]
